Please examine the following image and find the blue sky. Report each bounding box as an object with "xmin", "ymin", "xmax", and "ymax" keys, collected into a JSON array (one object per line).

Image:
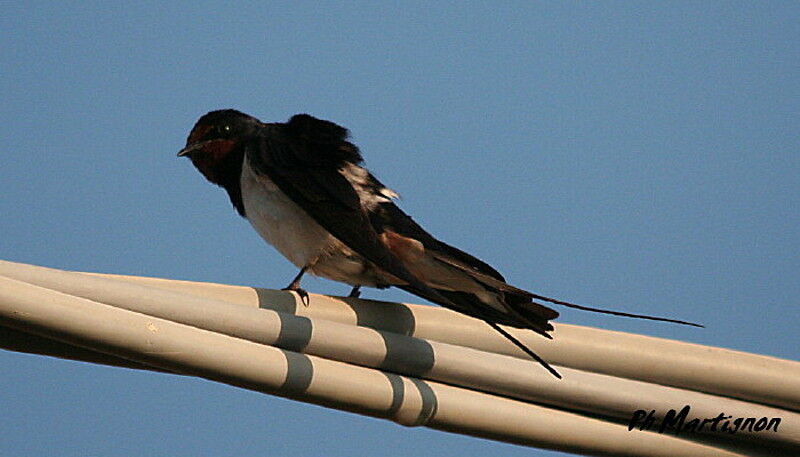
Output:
[{"xmin": 1, "ymin": 2, "xmax": 798, "ymax": 456}]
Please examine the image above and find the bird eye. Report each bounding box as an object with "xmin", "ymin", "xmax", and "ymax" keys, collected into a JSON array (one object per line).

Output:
[{"xmin": 217, "ymin": 124, "xmax": 232, "ymax": 136}]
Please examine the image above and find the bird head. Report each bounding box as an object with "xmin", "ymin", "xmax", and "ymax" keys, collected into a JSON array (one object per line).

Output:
[{"xmin": 178, "ymin": 109, "xmax": 260, "ymax": 184}]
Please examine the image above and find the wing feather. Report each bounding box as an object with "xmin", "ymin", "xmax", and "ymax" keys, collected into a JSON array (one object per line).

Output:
[
  {"xmin": 371, "ymin": 201, "xmax": 558, "ymax": 332},
  {"xmin": 247, "ymin": 116, "xmax": 452, "ymax": 305},
  {"xmin": 250, "ymin": 114, "xmax": 557, "ymax": 336}
]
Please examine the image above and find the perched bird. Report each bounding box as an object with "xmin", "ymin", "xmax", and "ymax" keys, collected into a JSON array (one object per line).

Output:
[{"xmin": 178, "ymin": 109, "xmax": 700, "ymax": 378}]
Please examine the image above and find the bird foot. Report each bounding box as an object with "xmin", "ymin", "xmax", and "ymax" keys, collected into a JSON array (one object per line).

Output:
[
  {"xmin": 282, "ymin": 286, "xmax": 310, "ymax": 306},
  {"xmin": 283, "ymin": 267, "xmax": 310, "ymax": 306},
  {"xmin": 348, "ymin": 286, "xmax": 361, "ymax": 298}
]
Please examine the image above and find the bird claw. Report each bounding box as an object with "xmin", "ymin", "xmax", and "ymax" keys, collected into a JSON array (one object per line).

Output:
[
  {"xmin": 348, "ymin": 286, "xmax": 361, "ymax": 298},
  {"xmin": 282, "ymin": 267, "xmax": 310, "ymax": 306},
  {"xmin": 282, "ymin": 286, "xmax": 310, "ymax": 306}
]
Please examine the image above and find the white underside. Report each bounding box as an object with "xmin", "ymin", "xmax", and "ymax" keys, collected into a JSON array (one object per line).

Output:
[{"xmin": 240, "ymin": 159, "xmax": 382, "ymax": 286}]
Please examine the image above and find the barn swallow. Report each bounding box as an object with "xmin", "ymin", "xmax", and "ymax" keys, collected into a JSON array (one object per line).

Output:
[{"xmin": 178, "ymin": 109, "xmax": 701, "ymax": 378}]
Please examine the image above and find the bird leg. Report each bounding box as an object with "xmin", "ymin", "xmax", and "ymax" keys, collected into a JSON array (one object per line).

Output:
[
  {"xmin": 348, "ymin": 285, "xmax": 361, "ymax": 298},
  {"xmin": 282, "ymin": 266, "xmax": 310, "ymax": 306}
]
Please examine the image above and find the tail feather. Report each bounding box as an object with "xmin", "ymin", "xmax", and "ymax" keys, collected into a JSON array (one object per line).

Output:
[
  {"xmin": 525, "ymin": 291, "xmax": 704, "ymax": 328},
  {"xmin": 398, "ymin": 283, "xmax": 560, "ymax": 378},
  {"xmin": 487, "ymin": 321, "xmax": 561, "ymax": 379},
  {"xmin": 387, "ymin": 231, "xmax": 701, "ymax": 380},
  {"xmin": 435, "ymin": 289, "xmax": 556, "ymax": 339},
  {"xmin": 430, "ymin": 251, "xmax": 703, "ymax": 328}
]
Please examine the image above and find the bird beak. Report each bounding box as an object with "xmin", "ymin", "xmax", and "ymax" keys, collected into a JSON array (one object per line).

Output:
[{"xmin": 177, "ymin": 142, "xmax": 206, "ymax": 157}]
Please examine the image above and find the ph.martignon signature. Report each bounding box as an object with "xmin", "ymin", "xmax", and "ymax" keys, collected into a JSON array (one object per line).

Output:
[{"xmin": 629, "ymin": 405, "xmax": 781, "ymax": 435}]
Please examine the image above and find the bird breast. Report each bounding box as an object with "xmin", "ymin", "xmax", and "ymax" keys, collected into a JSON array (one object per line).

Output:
[
  {"xmin": 240, "ymin": 157, "xmax": 388, "ymax": 287},
  {"xmin": 240, "ymin": 158, "xmax": 338, "ymax": 269}
]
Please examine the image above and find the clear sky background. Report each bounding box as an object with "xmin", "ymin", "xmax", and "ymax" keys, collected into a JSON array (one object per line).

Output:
[{"xmin": 1, "ymin": 2, "xmax": 798, "ymax": 456}]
